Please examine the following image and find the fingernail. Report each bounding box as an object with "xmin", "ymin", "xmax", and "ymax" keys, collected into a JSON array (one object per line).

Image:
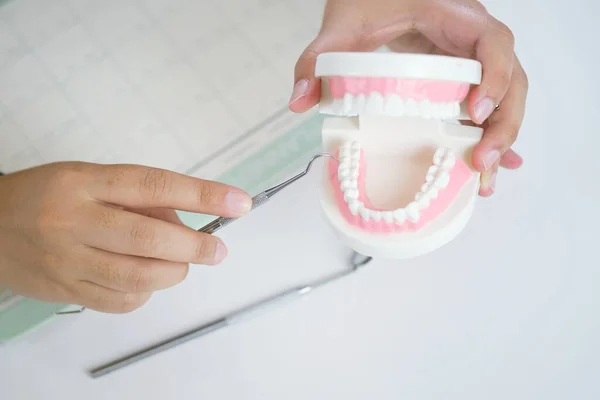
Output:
[
  {"xmin": 289, "ymin": 79, "xmax": 309, "ymax": 105},
  {"xmin": 225, "ymin": 191, "xmax": 252, "ymax": 214},
  {"xmin": 483, "ymin": 149, "xmax": 501, "ymax": 171},
  {"xmin": 214, "ymin": 242, "xmax": 227, "ymax": 263},
  {"xmin": 473, "ymin": 97, "xmax": 495, "ymax": 124}
]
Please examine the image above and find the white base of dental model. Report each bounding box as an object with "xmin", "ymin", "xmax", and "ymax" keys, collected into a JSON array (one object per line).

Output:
[
  {"xmin": 318, "ymin": 117, "xmax": 483, "ymax": 259},
  {"xmin": 315, "ymin": 52, "xmax": 484, "ymax": 259}
]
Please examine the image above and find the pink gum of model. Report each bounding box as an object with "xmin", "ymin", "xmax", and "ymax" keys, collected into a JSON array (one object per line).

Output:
[
  {"xmin": 328, "ymin": 77, "xmax": 470, "ymax": 103},
  {"xmin": 328, "ymin": 150, "xmax": 473, "ymax": 233}
]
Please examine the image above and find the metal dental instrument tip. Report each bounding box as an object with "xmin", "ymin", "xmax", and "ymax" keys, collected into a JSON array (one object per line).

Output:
[
  {"xmin": 262, "ymin": 152, "xmax": 337, "ymax": 198},
  {"xmin": 198, "ymin": 152, "xmax": 337, "ymax": 234},
  {"xmin": 350, "ymin": 252, "xmax": 373, "ymax": 269}
]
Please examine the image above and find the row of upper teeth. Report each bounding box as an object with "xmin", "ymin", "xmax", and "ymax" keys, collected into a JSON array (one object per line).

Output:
[
  {"xmin": 337, "ymin": 141, "xmax": 456, "ymax": 224},
  {"xmin": 321, "ymin": 93, "xmax": 461, "ymax": 119}
]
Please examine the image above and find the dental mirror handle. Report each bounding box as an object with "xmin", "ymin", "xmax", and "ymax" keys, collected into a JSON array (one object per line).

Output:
[
  {"xmin": 226, "ymin": 286, "xmax": 312, "ymax": 325},
  {"xmin": 90, "ymin": 287, "xmax": 310, "ymax": 378}
]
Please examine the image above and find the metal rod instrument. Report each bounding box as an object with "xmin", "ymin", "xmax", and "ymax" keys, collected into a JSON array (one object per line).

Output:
[
  {"xmin": 198, "ymin": 152, "xmax": 336, "ymax": 234},
  {"xmin": 90, "ymin": 252, "xmax": 372, "ymax": 378}
]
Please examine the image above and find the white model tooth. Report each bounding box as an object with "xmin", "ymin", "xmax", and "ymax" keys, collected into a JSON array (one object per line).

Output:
[
  {"xmin": 370, "ymin": 210, "xmax": 382, "ymax": 221},
  {"xmin": 441, "ymin": 152, "xmax": 455, "ymax": 169},
  {"xmin": 421, "ymin": 182, "xmax": 431, "ymax": 193},
  {"xmin": 344, "ymin": 188, "xmax": 359, "ymax": 201},
  {"xmin": 343, "ymin": 93, "xmax": 354, "ymax": 114},
  {"xmin": 420, "ymin": 99, "xmax": 432, "ymax": 119},
  {"xmin": 359, "ymin": 207, "xmax": 370, "ymax": 221},
  {"xmin": 426, "ymin": 165, "xmax": 439, "ymax": 182},
  {"xmin": 355, "ymin": 94, "xmax": 366, "ymax": 113},
  {"xmin": 433, "ymin": 147, "xmax": 448, "ymax": 166},
  {"xmin": 429, "ymin": 102, "xmax": 441, "ymax": 119},
  {"xmin": 339, "ymin": 148, "xmax": 351, "ymax": 161},
  {"xmin": 335, "ymin": 103, "xmax": 344, "ymax": 115},
  {"xmin": 339, "ymin": 150, "xmax": 350, "ymax": 160},
  {"xmin": 366, "ymin": 92, "xmax": 384, "ymax": 114},
  {"xmin": 351, "ymin": 141, "xmax": 361, "ymax": 150},
  {"xmin": 348, "ymin": 200, "xmax": 362, "ymax": 215},
  {"xmin": 433, "ymin": 170, "xmax": 450, "ymax": 189},
  {"xmin": 452, "ymin": 102, "xmax": 460, "ymax": 117},
  {"xmin": 338, "ymin": 161, "xmax": 350, "ymax": 171},
  {"xmin": 448, "ymin": 102, "xmax": 457, "ymax": 117},
  {"xmin": 340, "ymin": 179, "xmax": 355, "ymax": 191},
  {"xmin": 340, "ymin": 179, "xmax": 356, "ymax": 190},
  {"xmin": 438, "ymin": 103, "xmax": 448, "ymax": 119},
  {"xmin": 382, "ymin": 211, "xmax": 394, "ymax": 223},
  {"xmin": 405, "ymin": 202, "xmax": 420, "ymax": 222},
  {"xmin": 329, "ymin": 99, "xmax": 342, "ymax": 115},
  {"xmin": 441, "ymin": 103, "xmax": 450, "ymax": 119},
  {"xmin": 384, "ymin": 94, "xmax": 404, "ymax": 116},
  {"xmin": 447, "ymin": 103, "xmax": 456, "ymax": 118},
  {"xmin": 319, "ymin": 101, "xmax": 331, "ymax": 114},
  {"xmin": 415, "ymin": 192, "xmax": 431, "ymax": 209},
  {"xmin": 442, "ymin": 103, "xmax": 452, "ymax": 118},
  {"xmin": 436, "ymin": 103, "xmax": 446, "ymax": 119},
  {"xmin": 350, "ymin": 167, "xmax": 359, "ymax": 179},
  {"xmin": 425, "ymin": 186, "xmax": 439, "ymax": 199},
  {"xmin": 405, "ymin": 98, "xmax": 418, "ymax": 116},
  {"xmin": 417, "ymin": 199, "xmax": 430, "ymax": 210},
  {"xmin": 393, "ymin": 209, "xmax": 407, "ymax": 224},
  {"xmin": 438, "ymin": 102, "xmax": 447, "ymax": 117},
  {"xmin": 440, "ymin": 102, "xmax": 448, "ymax": 117},
  {"xmin": 350, "ymin": 149, "xmax": 361, "ymax": 161},
  {"xmin": 338, "ymin": 169, "xmax": 350, "ymax": 180}
]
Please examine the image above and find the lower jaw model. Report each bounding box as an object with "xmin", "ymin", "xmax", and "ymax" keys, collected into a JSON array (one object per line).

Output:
[{"xmin": 315, "ymin": 52, "xmax": 484, "ymax": 259}]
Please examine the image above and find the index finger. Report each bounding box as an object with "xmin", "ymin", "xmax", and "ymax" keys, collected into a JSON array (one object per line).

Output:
[{"xmin": 87, "ymin": 164, "xmax": 252, "ymax": 217}]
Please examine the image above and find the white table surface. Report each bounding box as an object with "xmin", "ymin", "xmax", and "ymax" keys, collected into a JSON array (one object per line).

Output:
[{"xmin": 2, "ymin": 0, "xmax": 600, "ymax": 399}]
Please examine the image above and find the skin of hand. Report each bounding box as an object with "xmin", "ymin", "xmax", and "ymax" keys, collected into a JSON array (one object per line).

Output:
[
  {"xmin": 289, "ymin": 0, "xmax": 528, "ymax": 196},
  {"xmin": 0, "ymin": 162, "xmax": 252, "ymax": 313}
]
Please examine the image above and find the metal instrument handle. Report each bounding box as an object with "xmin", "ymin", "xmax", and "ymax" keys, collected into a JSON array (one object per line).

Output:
[{"xmin": 198, "ymin": 192, "xmax": 269, "ymax": 234}]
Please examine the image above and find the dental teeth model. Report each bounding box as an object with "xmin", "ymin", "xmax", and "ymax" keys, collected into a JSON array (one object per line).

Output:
[{"xmin": 315, "ymin": 52, "xmax": 485, "ymax": 259}]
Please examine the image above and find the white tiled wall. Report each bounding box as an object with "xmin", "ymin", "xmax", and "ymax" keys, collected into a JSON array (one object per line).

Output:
[{"xmin": 0, "ymin": 0, "xmax": 325, "ymax": 174}]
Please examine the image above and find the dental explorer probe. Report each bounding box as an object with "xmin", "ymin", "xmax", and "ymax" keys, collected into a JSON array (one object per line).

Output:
[
  {"xmin": 89, "ymin": 252, "xmax": 372, "ymax": 379},
  {"xmin": 198, "ymin": 152, "xmax": 337, "ymax": 234}
]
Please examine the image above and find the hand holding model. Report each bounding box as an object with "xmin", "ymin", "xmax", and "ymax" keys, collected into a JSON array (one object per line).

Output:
[
  {"xmin": 0, "ymin": 163, "xmax": 252, "ymax": 313},
  {"xmin": 289, "ymin": 0, "xmax": 528, "ymax": 196}
]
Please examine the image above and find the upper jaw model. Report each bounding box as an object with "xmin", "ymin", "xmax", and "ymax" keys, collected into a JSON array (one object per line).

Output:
[{"xmin": 315, "ymin": 52, "xmax": 484, "ymax": 259}]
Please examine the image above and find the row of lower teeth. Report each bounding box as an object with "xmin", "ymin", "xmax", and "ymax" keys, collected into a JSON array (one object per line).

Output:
[{"xmin": 337, "ymin": 141, "xmax": 456, "ymax": 224}]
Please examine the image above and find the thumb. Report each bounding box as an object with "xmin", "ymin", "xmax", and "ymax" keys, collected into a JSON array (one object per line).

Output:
[
  {"xmin": 289, "ymin": 32, "xmax": 367, "ymax": 113},
  {"xmin": 287, "ymin": 44, "xmax": 320, "ymax": 113}
]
